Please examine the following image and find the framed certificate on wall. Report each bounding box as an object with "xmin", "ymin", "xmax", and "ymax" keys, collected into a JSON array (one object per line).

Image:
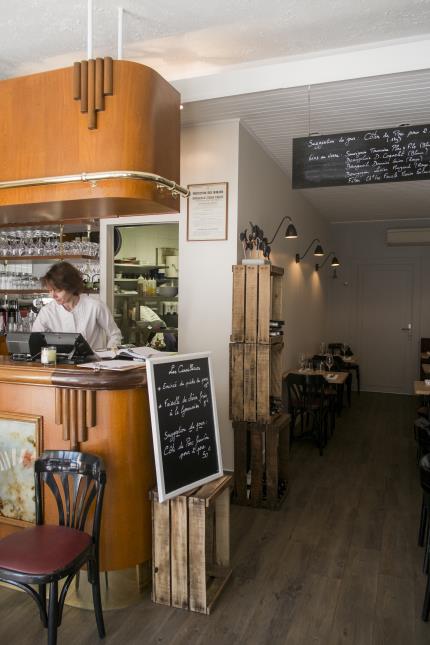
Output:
[{"xmin": 187, "ymin": 182, "xmax": 228, "ymax": 241}]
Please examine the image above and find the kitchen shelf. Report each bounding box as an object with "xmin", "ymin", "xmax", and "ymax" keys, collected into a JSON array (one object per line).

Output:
[
  {"xmin": 114, "ymin": 278, "xmax": 177, "ymax": 284},
  {"xmin": 0, "ymin": 255, "xmax": 98, "ymax": 263},
  {"xmin": 114, "ymin": 263, "xmax": 166, "ymax": 269},
  {"xmin": 114, "ymin": 293, "xmax": 177, "ymax": 300}
]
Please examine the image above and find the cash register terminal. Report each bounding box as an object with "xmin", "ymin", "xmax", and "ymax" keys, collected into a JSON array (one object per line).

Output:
[{"xmin": 6, "ymin": 332, "xmax": 97, "ymax": 363}]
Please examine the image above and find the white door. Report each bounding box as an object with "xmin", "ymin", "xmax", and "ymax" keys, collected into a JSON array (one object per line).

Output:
[{"xmin": 357, "ymin": 262, "xmax": 415, "ymax": 394}]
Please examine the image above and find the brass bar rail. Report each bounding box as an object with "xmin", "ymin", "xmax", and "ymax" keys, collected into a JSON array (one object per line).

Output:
[{"xmin": 0, "ymin": 170, "xmax": 189, "ymax": 198}]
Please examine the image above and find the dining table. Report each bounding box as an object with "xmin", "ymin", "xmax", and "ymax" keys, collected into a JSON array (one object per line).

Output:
[
  {"xmin": 284, "ymin": 368, "xmax": 349, "ymax": 385},
  {"xmin": 415, "ymin": 380, "xmax": 430, "ymax": 396}
]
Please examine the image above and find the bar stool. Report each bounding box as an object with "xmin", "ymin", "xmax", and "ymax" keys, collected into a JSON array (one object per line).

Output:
[{"xmin": 419, "ymin": 454, "xmax": 430, "ymax": 621}]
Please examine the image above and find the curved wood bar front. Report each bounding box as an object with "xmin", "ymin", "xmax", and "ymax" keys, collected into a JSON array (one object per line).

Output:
[{"xmin": 0, "ymin": 357, "xmax": 155, "ymax": 572}]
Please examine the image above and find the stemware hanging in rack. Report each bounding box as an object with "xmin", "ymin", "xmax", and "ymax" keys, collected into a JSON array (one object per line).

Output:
[{"xmin": 0, "ymin": 227, "xmax": 99, "ymax": 259}]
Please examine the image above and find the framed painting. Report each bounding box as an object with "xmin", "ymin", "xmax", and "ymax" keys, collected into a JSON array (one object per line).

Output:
[{"xmin": 0, "ymin": 413, "xmax": 42, "ymax": 527}]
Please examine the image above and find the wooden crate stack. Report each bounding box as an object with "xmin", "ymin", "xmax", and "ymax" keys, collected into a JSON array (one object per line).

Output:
[
  {"xmin": 150, "ymin": 475, "xmax": 232, "ymax": 614},
  {"xmin": 229, "ymin": 264, "xmax": 289, "ymax": 509}
]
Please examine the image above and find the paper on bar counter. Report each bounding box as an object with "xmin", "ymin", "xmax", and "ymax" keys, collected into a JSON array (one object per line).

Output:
[
  {"xmin": 96, "ymin": 347, "xmax": 166, "ymax": 361},
  {"xmin": 77, "ymin": 360, "xmax": 145, "ymax": 371}
]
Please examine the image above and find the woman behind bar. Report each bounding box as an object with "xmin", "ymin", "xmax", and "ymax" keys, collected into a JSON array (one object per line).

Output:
[{"xmin": 32, "ymin": 261, "xmax": 121, "ymax": 350}]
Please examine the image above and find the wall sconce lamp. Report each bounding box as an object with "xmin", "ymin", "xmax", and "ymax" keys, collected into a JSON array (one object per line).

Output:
[
  {"xmin": 315, "ymin": 252, "xmax": 340, "ymax": 272},
  {"xmin": 295, "ymin": 238, "xmax": 324, "ymax": 263},
  {"xmin": 267, "ymin": 216, "xmax": 298, "ymax": 244}
]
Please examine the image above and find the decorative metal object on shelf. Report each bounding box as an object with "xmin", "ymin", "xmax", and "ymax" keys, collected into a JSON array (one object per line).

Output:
[{"xmin": 239, "ymin": 222, "xmax": 271, "ymax": 260}]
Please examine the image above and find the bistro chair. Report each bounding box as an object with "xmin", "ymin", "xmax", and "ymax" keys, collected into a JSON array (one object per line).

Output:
[
  {"xmin": 419, "ymin": 453, "xmax": 430, "ymax": 621},
  {"xmin": 329, "ymin": 342, "xmax": 360, "ymax": 395},
  {"xmin": 415, "ymin": 418, "xmax": 430, "ymax": 463},
  {"xmin": 285, "ymin": 372, "xmax": 330, "ymax": 455},
  {"xmin": 312, "ymin": 354, "xmax": 338, "ymax": 429},
  {"xmin": 328, "ymin": 342, "xmax": 343, "ymax": 355},
  {"xmin": 0, "ymin": 450, "xmax": 106, "ymax": 645},
  {"xmin": 332, "ymin": 355, "xmax": 352, "ymax": 408}
]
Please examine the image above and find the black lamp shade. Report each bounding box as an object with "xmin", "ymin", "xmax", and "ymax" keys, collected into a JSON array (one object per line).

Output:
[
  {"xmin": 314, "ymin": 244, "xmax": 324, "ymax": 256},
  {"xmin": 285, "ymin": 223, "xmax": 298, "ymax": 239},
  {"xmin": 331, "ymin": 256, "xmax": 340, "ymax": 267}
]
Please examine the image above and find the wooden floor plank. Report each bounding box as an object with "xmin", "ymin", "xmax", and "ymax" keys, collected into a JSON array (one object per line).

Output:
[
  {"xmin": 0, "ymin": 392, "xmax": 428, "ymax": 645},
  {"xmin": 329, "ymin": 573, "xmax": 378, "ymax": 645}
]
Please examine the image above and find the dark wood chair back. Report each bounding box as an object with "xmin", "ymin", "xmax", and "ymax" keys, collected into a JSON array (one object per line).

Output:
[
  {"xmin": 35, "ymin": 450, "xmax": 106, "ymax": 542},
  {"xmin": 285, "ymin": 372, "xmax": 326, "ymax": 410}
]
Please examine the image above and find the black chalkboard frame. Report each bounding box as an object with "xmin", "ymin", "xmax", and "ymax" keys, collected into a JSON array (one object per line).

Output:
[{"xmin": 146, "ymin": 352, "xmax": 224, "ymax": 502}]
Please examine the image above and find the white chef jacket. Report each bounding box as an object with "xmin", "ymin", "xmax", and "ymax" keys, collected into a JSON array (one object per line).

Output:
[{"xmin": 32, "ymin": 294, "xmax": 122, "ymax": 350}]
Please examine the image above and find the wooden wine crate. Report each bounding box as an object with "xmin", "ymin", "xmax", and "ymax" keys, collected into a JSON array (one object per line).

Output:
[
  {"xmin": 150, "ymin": 475, "xmax": 232, "ymax": 614},
  {"xmin": 229, "ymin": 341, "xmax": 283, "ymax": 423},
  {"xmin": 231, "ymin": 264, "xmax": 284, "ymax": 344},
  {"xmin": 232, "ymin": 413, "xmax": 290, "ymax": 510}
]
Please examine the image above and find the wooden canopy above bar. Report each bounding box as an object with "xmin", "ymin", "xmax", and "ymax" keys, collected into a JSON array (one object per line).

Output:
[{"xmin": 0, "ymin": 61, "xmax": 181, "ymax": 225}]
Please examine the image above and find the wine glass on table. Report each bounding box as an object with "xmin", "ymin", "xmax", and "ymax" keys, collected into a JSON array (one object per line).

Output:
[
  {"xmin": 298, "ymin": 353, "xmax": 306, "ymax": 370},
  {"xmin": 326, "ymin": 353, "xmax": 334, "ymax": 372}
]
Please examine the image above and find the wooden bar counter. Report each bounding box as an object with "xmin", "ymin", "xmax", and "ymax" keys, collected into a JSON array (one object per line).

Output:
[{"xmin": 0, "ymin": 357, "xmax": 155, "ymax": 573}]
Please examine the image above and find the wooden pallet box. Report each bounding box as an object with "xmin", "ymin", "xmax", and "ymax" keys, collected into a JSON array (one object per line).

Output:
[
  {"xmin": 229, "ymin": 341, "xmax": 283, "ymax": 423},
  {"xmin": 232, "ymin": 413, "xmax": 289, "ymax": 509},
  {"xmin": 150, "ymin": 475, "xmax": 232, "ymax": 614},
  {"xmin": 231, "ymin": 264, "xmax": 284, "ymax": 343},
  {"xmin": 230, "ymin": 262, "xmax": 284, "ymax": 423}
]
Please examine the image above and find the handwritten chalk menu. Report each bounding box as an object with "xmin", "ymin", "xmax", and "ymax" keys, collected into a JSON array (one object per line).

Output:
[
  {"xmin": 146, "ymin": 352, "xmax": 223, "ymax": 502},
  {"xmin": 292, "ymin": 124, "xmax": 430, "ymax": 189}
]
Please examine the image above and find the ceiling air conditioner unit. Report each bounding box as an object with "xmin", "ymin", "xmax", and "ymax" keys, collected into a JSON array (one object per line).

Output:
[{"xmin": 386, "ymin": 228, "xmax": 430, "ymax": 246}]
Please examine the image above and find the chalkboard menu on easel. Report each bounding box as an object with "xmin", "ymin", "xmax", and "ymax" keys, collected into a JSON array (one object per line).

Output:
[
  {"xmin": 292, "ymin": 123, "xmax": 430, "ymax": 189},
  {"xmin": 146, "ymin": 352, "xmax": 223, "ymax": 502}
]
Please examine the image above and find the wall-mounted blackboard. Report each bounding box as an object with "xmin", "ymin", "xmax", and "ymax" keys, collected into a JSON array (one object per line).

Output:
[
  {"xmin": 146, "ymin": 352, "xmax": 223, "ymax": 502},
  {"xmin": 292, "ymin": 123, "xmax": 430, "ymax": 189}
]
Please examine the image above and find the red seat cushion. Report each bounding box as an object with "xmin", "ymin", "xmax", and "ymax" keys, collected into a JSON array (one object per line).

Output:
[{"xmin": 0, "ymin": 525, "xmax": 92, "ymax": 575}]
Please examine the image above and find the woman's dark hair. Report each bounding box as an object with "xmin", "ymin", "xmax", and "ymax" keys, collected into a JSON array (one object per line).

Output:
[{"xmin": 41, "ymin": 261, "xmax": 84, "ymax": 295}]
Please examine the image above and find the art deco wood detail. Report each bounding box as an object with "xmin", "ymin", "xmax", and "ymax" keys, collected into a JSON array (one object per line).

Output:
[
  {"xmin": 73, "ymin": 57, "xmax": 114, "ymax": 130},
  {"xmin": 55, "ymin": 387, "xmax": 96, "ymax": 449},
  {"xmin": 0, "ymin": 61, "xmax": 181, "ymax": 224}
]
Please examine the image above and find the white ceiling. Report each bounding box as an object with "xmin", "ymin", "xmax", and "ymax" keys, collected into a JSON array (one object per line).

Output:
[
  {"xmin": 2, "ymin": 1, "xmax": 430, "ymax": 223},
  {"xmin": 182, "ymin": 68, "xmax": 430, "ymax": 223},
  {"xmin": 2, "ymin": 1, "xmax": 430, "ymax": 81}
]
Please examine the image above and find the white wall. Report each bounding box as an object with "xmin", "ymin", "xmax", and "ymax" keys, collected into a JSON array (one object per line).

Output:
[
  {"xmin": 116, "ymin": 224, "xmax": 178, "ymax": 265},
  {"xmin": 327, "ymin": 219, "xmax": 430, "ymax": 389},
  {"xmin": 238, "ymin": 124, "xmax": 333, "ymax": 371},
  {"xmin": 179, "ymin": 120, "xmax": 240, "ymax": 470}
]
